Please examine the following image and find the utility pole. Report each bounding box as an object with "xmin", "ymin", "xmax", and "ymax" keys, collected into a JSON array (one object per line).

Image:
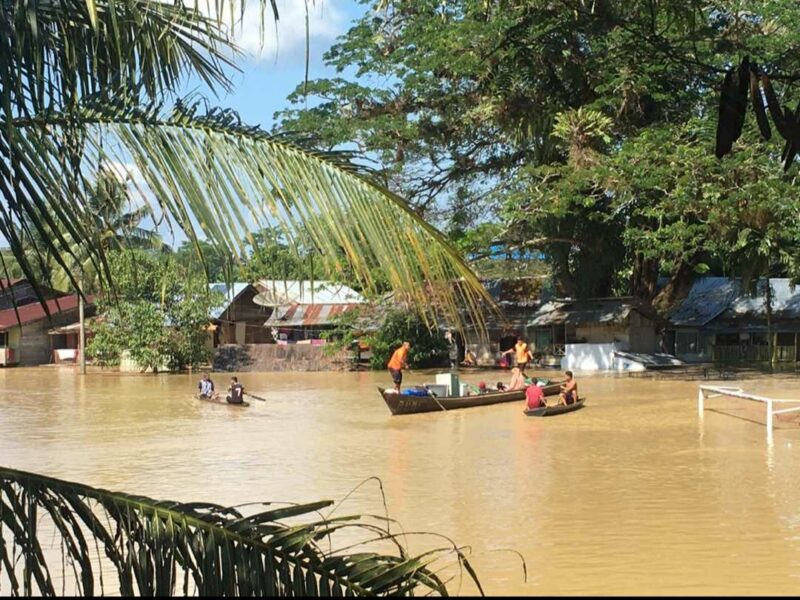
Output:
[{"xmin": 79, "ymin": 274, "xmax": 86, "ymax": 375}]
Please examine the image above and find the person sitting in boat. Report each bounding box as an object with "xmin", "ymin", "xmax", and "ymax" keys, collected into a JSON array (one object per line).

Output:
[
  {"xmin": 526, "ymin": 382, "xmax": 545, "ymax": 410},
  {"xmin": 461, "ymin": 349, "xmax": 477, "ymax": 367},
  {"xmin": 478, "ymin": 381, "xmax": 488, "ymax": 394},
  {"xmin": 507, "ymin": 367, "xmax": 526, "ymax": 391},
  {"xmin": 559, "ymin": 371, "xmax": 578, "ymax": 405},
  {"xmin": 227, "ymin": 377, "xmax": 245, "ymax": 405},
  {"xmin": 198, "ymin": 373, "xmax": 215, "ymax": 398},
  {"xmin": 496, "ymin": 381, "xmax": 506, "ymax": 391}
]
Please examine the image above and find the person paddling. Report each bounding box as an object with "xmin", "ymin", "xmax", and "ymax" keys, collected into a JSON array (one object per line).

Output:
[
  {"xmin": 227, "ymin": 377, "xmax": 245, "ymax": 405},
  {"xmin": 387, "ymin": 341, "xmax": 411, "ymax": 393},
  {"xmin": 198, "ymin": 373, "xmax": 215, "ymax": 399}
]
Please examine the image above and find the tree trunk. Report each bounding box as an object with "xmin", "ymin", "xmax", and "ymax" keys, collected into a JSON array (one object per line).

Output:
[
  {"xmin": 652, "ymin": 261, "xmax": 696, "ymax": 315},
  {"xmin": 630, "ymin": 253, "xmax": 659, "ymax": 300},
  {"xmin": 550, "ymin": 245, "xmax": 576, "ymax": 298}
]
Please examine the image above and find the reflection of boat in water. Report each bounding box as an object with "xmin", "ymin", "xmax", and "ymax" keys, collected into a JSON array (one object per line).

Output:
[
  {"xmin": 525, "ymin": 397, "xmax": 585, "ymax": 417},
  {"xmin": 379, "ymin": 381, "xmax": 564, "ymax": 415},
  {"xmin": 194, "ymin": 394, "xmax": 249, "ymax": 408}
]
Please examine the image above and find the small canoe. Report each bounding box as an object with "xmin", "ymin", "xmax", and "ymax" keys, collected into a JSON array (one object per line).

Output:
[
  {"xmin": 524, "ymin": 397, "xmax": 585, "ymax": 417},
  {"xmin": 195, "ymin": 394, "xmax": 249, "ymax": 408},
  {"xmin": 379, "ymin": 381, "xmax": 564, "ymax": 416}
]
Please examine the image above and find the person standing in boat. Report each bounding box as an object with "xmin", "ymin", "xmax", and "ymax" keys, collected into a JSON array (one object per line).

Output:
[
  {"xmin": 227, "ymin": 376, "xmax": 245, "ymax": 404},
  {"xmin": 387, "ymin": 341, "xmax": 411, "ymax": 393},
  {"xmin": 503, "ymin": 338, "xmax": 532, "ymax": 376},
  {"xmin": 198, "ymin": 373, "xmax": 215, "ymax": 398},
  {"xmin": 559, "ymin": 371, "xmax": 578, "ymax": 405},
  {"xmin": 445, "ymin": 330, "xmax": 458, "ymax": 371}
]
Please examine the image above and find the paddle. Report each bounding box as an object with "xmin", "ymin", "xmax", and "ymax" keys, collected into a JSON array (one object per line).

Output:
[{"xmin": 244, "ymin": 392, "xmax": 268, "ymax": 402}]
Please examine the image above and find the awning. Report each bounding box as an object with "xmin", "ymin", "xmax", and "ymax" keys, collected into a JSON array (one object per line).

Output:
[
  {"xmin": 48, "ymin": 317, "xmax": 99, "ymax": 335},
  {"xmin": 48, "ymin": 322, "xmax": 82, "ymax": 335},
  {"xmin": 264, "ymin": 303, "xmax": 358, "ymax": 327}
]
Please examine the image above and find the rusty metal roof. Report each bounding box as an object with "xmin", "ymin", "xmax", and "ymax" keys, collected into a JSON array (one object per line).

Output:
[{"xmin": 264, "ymin": 303, "xmax": 360, "ymax": 327}]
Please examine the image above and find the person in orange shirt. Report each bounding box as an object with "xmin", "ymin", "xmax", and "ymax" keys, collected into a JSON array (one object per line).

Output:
[
  {"xmin": 387, "ymin": 341, "xmax": 411, "ymax": 392},
  {"xmin": 502, "ymin": 338, "xmax": 532, "ymax": 375}
]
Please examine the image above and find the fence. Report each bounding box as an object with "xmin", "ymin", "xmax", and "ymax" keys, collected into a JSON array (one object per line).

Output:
[
  {"xmin": 712, "ymin": 344, "xmax": 796, "ymax": 363},
  {"xmin": 698, "ymin": 385, "xmax": 800, "ymax": 444}
]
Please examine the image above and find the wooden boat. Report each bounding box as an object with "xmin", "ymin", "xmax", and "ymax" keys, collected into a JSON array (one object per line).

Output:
[
  {"xmin": 194, "ymin": 394, "xmax": 250, "ymax": 408},
  {"xmin": 524, "ymin": 397, "xmax": 585, "ymax": 417},
  {"xmin": 379, "ymin": 381, "xmax": 564, "ymax": 416}
]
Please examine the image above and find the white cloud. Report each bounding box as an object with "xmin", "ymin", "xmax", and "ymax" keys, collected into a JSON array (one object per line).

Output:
[{"xmin": 203, "ymin": 0, "xmax": 348, "ymax": 64}]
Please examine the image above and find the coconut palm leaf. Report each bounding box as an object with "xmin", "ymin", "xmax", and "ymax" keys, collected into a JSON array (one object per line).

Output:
[
  {"xmin": 7, "ymin": 97, "xmax": 494, "ymax": 332},
  {"xmin": 0, "ymin": 466, "xmax": 479, "ymax": 596},
  {"xmin": 1, "ymin": 0, "xmax": 496, "ymax": 334}
]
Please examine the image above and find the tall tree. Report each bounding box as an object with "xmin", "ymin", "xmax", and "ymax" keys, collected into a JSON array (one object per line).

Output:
[{"xmin": 277, "ymin": 0, "xmax": 800, "ymax": 304}]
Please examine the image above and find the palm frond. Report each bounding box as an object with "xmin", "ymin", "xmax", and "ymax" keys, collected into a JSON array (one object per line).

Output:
[
  {"xmin": 0, "ymin": 466, "xmax": 480, "ymax": 596},
  {"xmin": 8, "ymin": 98, "xmax": 495, "ymax": 333}
]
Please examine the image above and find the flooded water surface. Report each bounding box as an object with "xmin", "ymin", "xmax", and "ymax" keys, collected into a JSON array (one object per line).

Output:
[{"xmin": 2, "ymin": 367, "xmax": 800, "ymax": 595}]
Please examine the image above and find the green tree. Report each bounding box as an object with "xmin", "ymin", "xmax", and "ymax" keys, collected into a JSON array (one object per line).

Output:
[
  {"xmin": 1, "ymin": 0, "xmax": 493, "ymax": 337},
  {"xmin": 88, "ymin": 250, "xmax": 222, "ymax": 370},
  {"xmin": 278, "ymin": 1, "xmax": 800, "ymax": 305},
  {"xmin": 367, "ymin": 310, "xmax": 449, "ymax": 370}
]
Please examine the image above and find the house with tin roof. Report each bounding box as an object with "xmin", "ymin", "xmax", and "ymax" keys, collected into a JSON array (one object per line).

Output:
[
  {"xmin": 666, "ymin": 277, "xmax": 800, "ymax": 363},
  {"xmin": 258, "ymin": 280, "xmax": 364, "ymax": 342}
]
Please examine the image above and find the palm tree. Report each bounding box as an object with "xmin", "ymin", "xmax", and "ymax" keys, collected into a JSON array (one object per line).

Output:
[
  {"xmin": 22, "ymin": 166, "xmax": 166, "ymax": 293},
  {"xmin": 0, "ymin": 466, "xmax": 482, "ymax": 596},
  {"xmin": 0, "ymin": 0, "xmax": 493, "ymax": 335}
]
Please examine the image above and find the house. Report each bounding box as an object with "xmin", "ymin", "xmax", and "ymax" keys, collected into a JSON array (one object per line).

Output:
[
  {"xmin": 454, "ymin": 276, "xmax": 548, "ymax": 366},
  {"xmin": 527, "ymin": 297, "xmax": 664, "ymax": 371},
  {"xmin": 0, "ymin": 294, "xmax": 95, "ymax": 366},
  {"xmin": 667, "ymin": 277, "xmax": 800, "ymax": 363},
  {"xmin": 0, "ymin": 278, "xmax": 64, "ymax": 310},
  {"xmin": 209, "ymin": 282, "xmax": 272, "ymax": 346},
  {"xmin": 257, "ymin": 280, "xmax": 365, "ymax": 342}
]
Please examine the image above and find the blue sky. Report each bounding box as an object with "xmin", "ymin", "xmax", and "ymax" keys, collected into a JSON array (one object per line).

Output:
[
  {"xmin": 143, "ymin": 0, "xmax": 368, "ymax": 248},
  {"xmin": 211, "ymin": 0, "xmax": 365, "ymax": 130}
]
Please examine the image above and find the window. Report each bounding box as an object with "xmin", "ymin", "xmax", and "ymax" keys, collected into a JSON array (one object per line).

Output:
[
  {"xmin": 0, "ymin": 332, "xmax": 7, "ymax": 347},
  {"xmin": 776, "ymin": 332, "xmax": 796, "ymax": 346},
  {"xmin": 715, "ymin": 333, "xmax": 739, "ymax": 346}
]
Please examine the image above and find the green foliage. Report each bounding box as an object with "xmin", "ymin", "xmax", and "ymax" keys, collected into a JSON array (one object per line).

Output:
[
  {"xmin": 367, "ymin": 310, "xmax": 449, "ymax": 370},
  {"xmin": 278, "ymin": 0, "xmax": 800, "ymax": 308},
  {"xmin": 1, "ymin": 0, "xmax": 494, "ymax": 337},
  {"xmin": 0, "ymin": 466, "xmax": 481, "ymax": 596},
  {"xmin": 87, "ymin": 250, "xmax": 222, "ymax": 371}
]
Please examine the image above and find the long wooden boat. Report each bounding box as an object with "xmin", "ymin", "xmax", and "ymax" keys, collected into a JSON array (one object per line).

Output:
[
  {"xmin": 379, "ymin": 381, "xmax": 564, "ymax": 416},
  {"xmin": 524, "ymin": 397, "xmax": 585, "ymax": 417},
  {"xmin": 194, "ymin": 394, "xmax": 250, "ymax": 408}
]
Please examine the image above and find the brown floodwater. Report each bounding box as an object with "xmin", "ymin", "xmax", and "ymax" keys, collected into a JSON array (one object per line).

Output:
[{"xmin": 2, "ymin": 367, "xmax": 800, "ymax": 595}]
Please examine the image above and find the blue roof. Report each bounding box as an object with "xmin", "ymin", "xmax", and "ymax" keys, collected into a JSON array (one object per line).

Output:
[
  {"xmin": 668, "ymin": 277, "xmax": 800, "ymax": 326},
  {"xmin": 209, "ymin": 283, "xmax": 251, "ymax": 319},
  {"xmin": 668, "ymin": 277, "xmax": 739, "ymax": 326}
]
